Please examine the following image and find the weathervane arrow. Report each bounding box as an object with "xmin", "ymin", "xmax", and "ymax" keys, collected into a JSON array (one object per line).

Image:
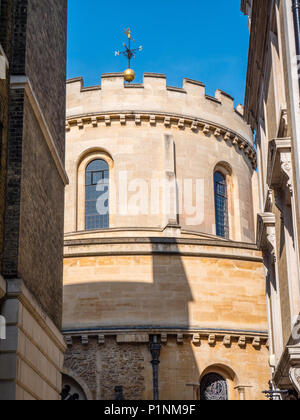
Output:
[{"xmin": 115, "ymin": 28, "xmax": 143, "ymax": 83}]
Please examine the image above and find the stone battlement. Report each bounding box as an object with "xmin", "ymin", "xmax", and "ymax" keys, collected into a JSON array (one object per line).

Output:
[{"xmin": 66, "ymin": 73, "xmax": 253, "ymax": 147}]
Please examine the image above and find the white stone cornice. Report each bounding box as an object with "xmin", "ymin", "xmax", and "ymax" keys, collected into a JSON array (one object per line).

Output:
[
  {"xmin": 267, "ymin": 138, "xmax": 293, "ymax": 194},
  {"xmin": 66, "ymin": 111, "xmax": 257, "ymax": 169},
  {"xmin": 290, "ymin": 367, "xmax": 300, "ymax": 393},
  {"xmin": 264, "ymin": 189, "xmax": 273, "ymax": 212},
  {"xmin": 289, "ymin": 345, "xmax": 300, "ymax": 393},
  {"xmin": 10, "ymin": 76, "xmax": 69, "ymax": 186},
  {"xmin": 257, "ymin": 212, "xmax": 277, "ymax": 262},
  {"xmin": 62, "ymin": 328, "xmax": 268, "ymax": 349},
  {"xmin": 274, "ymin": 345, "xmax": 300, "ymax": 391},
  {"xmin": 280, "ymin": 152, "xmax": 293, "ymax": 195},
  {"xmin": 64, "ymin": 237, "xmax": 263, "ymax": 263},
  {"xmin": 277, "ymin": 108, "xmax": 288, "ymax": 138}
]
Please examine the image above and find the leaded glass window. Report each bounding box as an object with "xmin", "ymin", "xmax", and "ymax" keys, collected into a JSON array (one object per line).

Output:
[
  {"xmin": 214, "ymin": 171, "xmax": 229, "ymax": 238},
  {"xmin": 85, "ymin": 159, "xmax": 109, "ymax": 230},
  {"xmin": 200, "ymin": 373, "xmax": 228, "ymax": 401}
]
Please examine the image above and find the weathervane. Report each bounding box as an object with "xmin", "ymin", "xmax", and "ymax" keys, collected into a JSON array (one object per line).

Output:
[{"xmin": 115, "ymin": 29, "xmax": 143, "ymax": 83}]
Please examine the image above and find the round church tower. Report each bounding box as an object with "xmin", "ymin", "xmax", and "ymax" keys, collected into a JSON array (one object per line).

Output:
[{"xmin": 62, "ymin": 73, "xmax": 269, "ymax": 400}]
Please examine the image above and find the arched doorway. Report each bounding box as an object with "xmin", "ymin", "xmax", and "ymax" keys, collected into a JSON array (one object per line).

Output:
[{"xmin": 200, "ymin": 373, "xmax": 228, "ymax": 401}]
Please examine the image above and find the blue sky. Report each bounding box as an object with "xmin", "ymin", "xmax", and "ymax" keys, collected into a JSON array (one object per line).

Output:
[{"xmin": 67, "ymin": 0, "xmax": 249, "ymax": 106}]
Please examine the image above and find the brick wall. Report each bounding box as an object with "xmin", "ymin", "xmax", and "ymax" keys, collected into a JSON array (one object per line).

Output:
[
  {"xmin": 0, "ymin": 78, "xmax": 9, "ymax": 269},
  {"xmin": 2, "ymin": 88, "xmax": 24, "ymax": 277},
  {"xmin": 1, "ymin": 0, "xmax": 67, "ymax": 328},
  {"xmin": 18, "ymin": 95, "xmax": 64, "ymax": 326},
  {"xmin": 26, "ymin": 0, "xmax": 67, "ymax": 161},
  {"xmin": 0, "ymin": 0, "xmax": 12, "ymax": 270}
]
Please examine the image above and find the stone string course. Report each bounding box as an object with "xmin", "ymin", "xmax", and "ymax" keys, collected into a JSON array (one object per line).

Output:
[
  {"xmin": 64, "ymin": 331, "xmax": 268, "ymax": 350},
  {"xmin": 63, "ymin": 332, "xmax": 269, "ymax": 400},
  {"xmin": 66, "ymin": 113, "xmax": 257, "ymax": 169}
]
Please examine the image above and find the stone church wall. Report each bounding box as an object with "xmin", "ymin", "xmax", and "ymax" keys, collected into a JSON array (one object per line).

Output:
[{"xmin": 63, "ymin": 73, "xmax": 270, "ymax": 400}]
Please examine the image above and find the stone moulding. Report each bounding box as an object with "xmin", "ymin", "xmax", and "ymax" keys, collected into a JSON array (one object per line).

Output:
[
  {"xmin": 192, "ymin": 334, "xmax": 201, "ymax": 344},
  {"xmin": 273, "ymin": 345, "xmax": 300, "ymax": 391},
  {"xmin": 116, "ymin": 334, "xmax": 149, "ymax": 343},
  {"xmin": 257, "ymin": 213, "xmax": 277, "ymax": 263},
  {"xmin": 65, "ymin": 111, "xmax": 257, "ymax": 169},
  {"xmin": 63, "ymin": 329, "xmax": 268, "ymax": 350},
  {"xmin": 11, "ymin": 76, "xmax": 69, "ymax": 186},
  {"xmin": 267, "ymin": 138, "xmax": 293, "ymax": 195},
  {"xmin": 63, "ymin": 239, "xmax": 263, "ymax": 263}
]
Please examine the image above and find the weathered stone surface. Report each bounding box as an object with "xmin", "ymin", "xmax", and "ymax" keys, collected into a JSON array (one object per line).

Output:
[
  {"xmin": 243, "ymin": 0, "xmax": 300, "ymax": 396},
  {"xmin": 62, "ymin": 71, "xmax": 269, "ymax": 400},
  {"xmin": 64, "ymin": 337, "xmax": 146, "ymax": 401},
  {"xmin": 0, "ymin": 0, "xmax": 67, "ymax": 401}
]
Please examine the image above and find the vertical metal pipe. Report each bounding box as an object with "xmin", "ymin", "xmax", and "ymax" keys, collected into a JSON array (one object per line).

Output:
[
  {"xmin": 150, "ymin": 335, "xmax": 161, "ymax": 401},
  {"xmin": 128, "ymin": 36, "xmax": 131, "ymax": 68},
  {"xmin": 292, "ymin": 0, "xmax": 300, "ymax": 93}
]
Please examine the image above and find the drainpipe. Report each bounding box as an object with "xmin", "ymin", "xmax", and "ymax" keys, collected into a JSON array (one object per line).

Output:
[
  {"xmin": 292, "ymin": 0, "xmax": 300, "ymax": 93},
  {"xmin": 150, "ymin": 335, "xmax": 161, "ymax": 401}
]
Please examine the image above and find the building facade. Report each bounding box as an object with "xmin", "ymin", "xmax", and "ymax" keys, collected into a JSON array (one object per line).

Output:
[
  {"xmin": 62, "ymin": 73, "xmax": 270, "ymax": 400},
  {"xmin": 0, "ymin": 0, "xmax": 11, "ymax": 305},
  {"xmin": 0, "ymin": 0, "xmax": 68, "ymax": 400},
  {"xmin": 242, "ymin": 0, "xmax": 300, "ymax": 399}
]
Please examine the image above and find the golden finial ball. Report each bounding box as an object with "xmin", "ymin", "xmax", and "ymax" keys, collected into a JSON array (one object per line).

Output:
[{"xmin": 124, "ymin": 68, "xmax": 135, "ymax": 83}]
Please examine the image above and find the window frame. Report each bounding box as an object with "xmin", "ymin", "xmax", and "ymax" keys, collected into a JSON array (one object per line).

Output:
[
  {"xmin": 76, "ymin": 150, "xmax": 114, "ymax": 232},
  {"xmin": 214, "ymin": 170, "xmax": 230, "ymax": 239},
  {"xmin": 85, "ymin": 159, "xmax": 109, "ymax": 231}
]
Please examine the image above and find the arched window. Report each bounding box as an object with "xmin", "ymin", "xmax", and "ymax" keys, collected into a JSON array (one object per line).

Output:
[
  {"xmin": 61, "ymin": 374, "xmax": 88, "ymax": 400},
  {"xmin": 200, "ymin": 373, "xmax": 228, "ymax": 401},
  {"xmin": 214, "ymin": 171, "xmax": 229, "ymax": 238},
  {"xmin": 85, "ymin": 159, "xmax": 109, "ymax": 230}
]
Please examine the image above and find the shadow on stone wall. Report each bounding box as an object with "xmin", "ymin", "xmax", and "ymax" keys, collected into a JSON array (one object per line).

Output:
[{"xmin": 63, "ymin": 238, "xmax": 200, "ymax": 400}]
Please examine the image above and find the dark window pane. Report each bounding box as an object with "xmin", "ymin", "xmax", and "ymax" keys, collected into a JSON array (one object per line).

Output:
[
  {"xmin": 214, "ymin": 171, "xmax": 229, "ymax": 239},
  {"xmin": 86, "ymin": 159, "xmax": 109, "ymax": 172},
  {"xmin": 85, "ymin": 172, "xmax": 92, "ymax": 186},
  {"xmin": 85, "ymin": 159, "xmax": 109, "ymax": 230},
  {"xmin": 92, "ymin": 171, "xmax": 103, "ymax": 185}
]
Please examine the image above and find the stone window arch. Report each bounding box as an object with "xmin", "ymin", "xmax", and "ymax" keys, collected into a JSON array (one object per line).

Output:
[
  {"xmin": 200, "ymin": 372, "xmax": 228, "ymax": 400},
  {"xmin": 61, "ymin": 374, "xmax": 88, "ymax": 400},
  {"xmin": 77, "ymin": 149, "xmax": 114, "ymax": 231},
  {"xmin": 214, "ymin": 171, "xmax": 229, "ymax": 239},
  {"xmin": 85, "ymin": 159, "xmax": 109, "ymax": 230},
  {"xmin": 213, "ymin": 162, "xmax": 240, "ymax": 241},
  {"xmin": 198, "ymin": 364, "xmax": 239, "ymax": 400}
]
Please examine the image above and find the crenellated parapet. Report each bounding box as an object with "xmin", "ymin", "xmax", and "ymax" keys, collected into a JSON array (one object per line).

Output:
[{"xmin": 66, "ymin": 73, "xmax": 256, "ymax": 168}]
